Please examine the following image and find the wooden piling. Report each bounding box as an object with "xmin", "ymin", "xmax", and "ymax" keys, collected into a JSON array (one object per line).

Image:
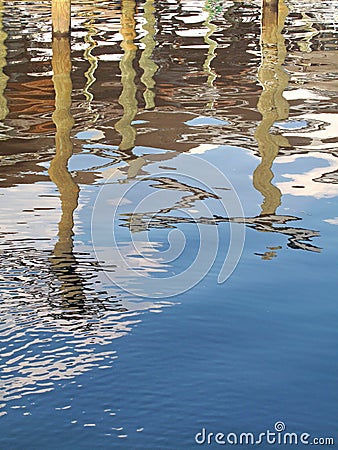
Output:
[
  {"xmin": 262, "ymin": 0, "xmax": 278, "ymax": 44},
  {"xmin": 52, "ymin": 0, "xmax": 71, "ymax": 36}
]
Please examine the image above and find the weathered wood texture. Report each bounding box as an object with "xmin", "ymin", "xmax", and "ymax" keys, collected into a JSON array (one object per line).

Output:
[
  {"xmin": 52, "ymin": 0, "xmax": 71, "ymax": 35},
  {"xmin": 262, "ymin": 0, "xmax": 278, "ymax": 43}
]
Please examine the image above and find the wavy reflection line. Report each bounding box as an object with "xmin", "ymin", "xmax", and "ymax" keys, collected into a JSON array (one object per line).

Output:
[
  {"xmin": 253, "ymin": 0, "xmax": 290, "ymax": 216},
  {"xmin": 139, "ymin": 0, "xmax": 158, "ymax": 110},
  {"xmin": 48, "ymin": 36, "xmax": 84, "ymax": 304},
  {"xmin": 298, "ymin": 12, "xmax": 319, "ymax": 53},
  {"xmin": 120, "ymin": 211, "xmax": 321, "ymax": 252},
  {"xmin": 83, "ymin": 17, "xmax": 99, "ymax": 109},
  {"xmin": 0, "ymin": 0, "xmax": 8, "ymax": 122},
  {"xmin": 114, "ymin": 0, "xmax": 138, "ymax": 152},
  {"xmin": 203, "ymin": 0, "xmax": 219, "ymax": 90}
]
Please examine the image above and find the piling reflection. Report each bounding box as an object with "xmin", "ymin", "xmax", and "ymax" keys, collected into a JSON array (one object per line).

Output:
[
  {"xmin": 253, "ymin": 0, "xmax": 289, "ymax": 216},
  {"xmin": 203, "ymin": 0, "xmax": 218, "ymax": 89},
  {"xmin": 139, "ymin": 0, "xmax": 158, "ymax": 110},
  {"xmin": 250, "ymin": 0, "xmax": 321, "ymax": 253},
  {"xmin": 114, "ymin": 0, "xmax": 138, "ymax": 152},
  {"xmin": 83, "ymin": 16, "xmax": 99, "ymax": 110},
  {"xmin": 48, "ymin": 36, "xmax": 85, "ymax": 304},
  {"xmin": 0, "ymin": 0, "xmax": 8, "ymax": 122}
]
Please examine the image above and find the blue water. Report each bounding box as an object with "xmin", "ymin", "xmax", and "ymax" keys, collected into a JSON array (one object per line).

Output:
[{"xmin": 0, "ymin": 0, "xmax": 337, "ymax": 448}]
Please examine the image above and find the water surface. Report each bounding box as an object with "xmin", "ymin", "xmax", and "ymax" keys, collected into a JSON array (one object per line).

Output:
[{"xmin": 0, "ymin": 0, "xmax": 337, "ymax": 448}]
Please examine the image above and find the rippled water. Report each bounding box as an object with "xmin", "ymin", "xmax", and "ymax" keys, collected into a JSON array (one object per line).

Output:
[{"xmin": 0, "ymin": 0, "xmax": 337, "ymax": 448}]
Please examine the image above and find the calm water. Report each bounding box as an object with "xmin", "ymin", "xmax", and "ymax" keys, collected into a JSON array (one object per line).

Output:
[{"xmin": 0, "ymin": 0, "xmax": 337, "ymax": 448}]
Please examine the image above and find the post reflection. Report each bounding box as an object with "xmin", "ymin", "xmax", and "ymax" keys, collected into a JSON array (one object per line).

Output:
[
  {"xmin": 203, "ymin": 0, "xmax": 218, "ymax": 89},
  {"xmin": 139, "ymin": 0, "xmax": 158, "ymax": 110},
  {"xmin": 83, "ymin": 16, "xmax": 99, "ymax": 109},
  {"xmin": 248, "ymin": 0, "xmax": 321, "ymax": 254},
  {"xmin": 114, "ymin": 0, "xmax": 138, "ymax": 152},
  {"xmin": 48, "ymin": 36, "xmax": 84, "ymax": 304},
  {"xmin": 253, "ymin": 0, "xmax": 289, "ymax": 216},
  {"xmin": 0, "ymin": 0, "xmax": 8, "ymax": 122}
]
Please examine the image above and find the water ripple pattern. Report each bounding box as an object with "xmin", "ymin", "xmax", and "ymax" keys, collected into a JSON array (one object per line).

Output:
[{"xmin": 0, "ymin": 0, "xmax": 337, "ymax": 443}]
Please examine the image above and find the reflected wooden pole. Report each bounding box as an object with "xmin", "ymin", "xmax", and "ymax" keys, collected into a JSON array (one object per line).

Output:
[
  {"xmin": 203, "ymin": 0, "xmax": 218, "ymax": 89},
  {"xmin": 83, "ymin": 17, "xmax": 98, "ymax": 107},
  {"xmin": 253, "ymin": 0, "xmax": 289, "ymax": 215},
  {"xmin": 49, "ymin": 36, "xmax": 84, "ymax": 303},
  {"xmin": 115, "ymin": 0, "xmax": 138, "ymax": 152},
  {"xmin": 49, "ymin": 35, "xmax": 79, "ymax": 257},
  {"xmin": 52, "ymin": 0, "xmax": 71, "ymax": 36},
  {"xmin": 0, "ymin": 0, "xmax": 8, "ymax": 122},
  {"xmin": 139, "ymin": 0, "xmax": 158, "ymax": 110}
]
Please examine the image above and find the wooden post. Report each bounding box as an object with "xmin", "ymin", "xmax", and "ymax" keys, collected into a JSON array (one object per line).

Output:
[
  {"xmin": 262, "ymin": 0, "xmax": 278, "ymax": 44},
  {"xmin": 52, "ymin": 0, "xmax": 71, "ymax": 36}
]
